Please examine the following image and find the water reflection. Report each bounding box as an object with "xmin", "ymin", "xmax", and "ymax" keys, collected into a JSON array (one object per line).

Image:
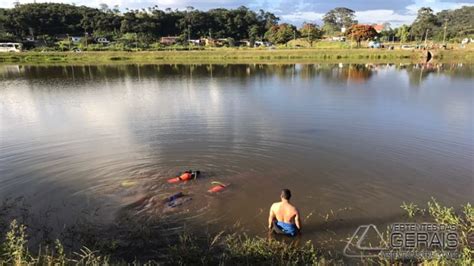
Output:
[
  {"xmin": 1, "ymin": 63, "xmax": 472, "ymax": 86},
  {"xmin": 0, "ymin": 63, "xmax": 472, "ymax": 252}
]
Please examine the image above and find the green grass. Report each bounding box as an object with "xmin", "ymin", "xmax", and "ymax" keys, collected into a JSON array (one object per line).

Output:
[
  {"xmin": 0, "ymin": 48, "xmax": 472, "ymax": 65},
  {"xmin": 0, "ymin": 199, "xmax": 471, "ymax": 265},
  {"xmin": 400, "ymin": 198, "xmax": 473, "ymax": 264},
  {"xmin": 167, "ymin": 232, "xmax": 326, "ymax": 265},
  {"xmin": 400, "ymin": 201, "xmax": 424, "ymax": 218}
]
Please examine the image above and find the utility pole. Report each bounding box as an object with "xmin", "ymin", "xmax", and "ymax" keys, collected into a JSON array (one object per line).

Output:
[
  {"xmin": 67, "ymin": 34, "xmax": 71, "ymax": 51},
  {"xmin": 135, "ymin": 33, "xmax": 138, "ymax": 50},
  {"xmin": 442, "ymin": 18, "xmax": 448, "ymax": 47},
  {"xmin": 188, "ymin": 25, "xmax": 191, "ymax": 50},
  {"xmin": 308, "ymin": 30, "xmax": 311, "ymax": 47},
  {"xmin": 424, "ymin": 29, "xmax": 429, "ymax": 47},
  {"xmin": 84, "ymin": 31, "xmax": 88, "ymax": 49},
  {"xmin": 188, "ymin": 26, "xmax": 191, "ymax": 42}
]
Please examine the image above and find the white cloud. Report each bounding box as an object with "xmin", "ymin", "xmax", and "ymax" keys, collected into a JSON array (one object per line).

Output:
[
  {"xmin": 355, "ymin": 10, "xmax": 417, "ymax": 26},
  {"xmin": 280, "ymin": 11, "xmax": 325, "ymax": 25},
  {"xmin": 406, "ymin": 0, "xmax": 474, "ymax": 14}
]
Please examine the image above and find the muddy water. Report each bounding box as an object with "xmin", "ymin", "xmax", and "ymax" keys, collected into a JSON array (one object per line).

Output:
[{"xmin": 0, "ymin": 63, "xmax": 472, "ymax": 252}]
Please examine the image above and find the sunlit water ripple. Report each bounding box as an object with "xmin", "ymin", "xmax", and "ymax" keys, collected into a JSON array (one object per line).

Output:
[{"xmin": 0, "ymin": 63, "xmax": 472, "ymax": 247}]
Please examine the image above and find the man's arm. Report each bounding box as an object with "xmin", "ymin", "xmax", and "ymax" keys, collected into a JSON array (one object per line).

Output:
[
  {"xmin": 268, "ymin": 204, "xmax": 276, "ymax": 229},
  {"xmin": 295, "ymin": 209, "xmax": 302, "ymax": 231}
]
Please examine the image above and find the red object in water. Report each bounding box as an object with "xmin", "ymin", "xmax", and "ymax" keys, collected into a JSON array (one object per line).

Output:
[
  {"xmin": 208, "ymin": 184, "xmax": 226, "ymax": 193},
  {"xmin": 167, "ymin": 177, "xmax": 181, "ymax": 183},
  {"xmin": 167, "ymin": 172, "xmax": 193, "ymax": 183}
]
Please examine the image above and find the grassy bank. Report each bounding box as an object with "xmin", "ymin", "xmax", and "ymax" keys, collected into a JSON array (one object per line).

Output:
[
  {"xmin": 0, "ymin": 48, "xmax": 472, "ymax": 65},
  {"xmin": 0, "ymin": 199, "xmax": 471, "ymax": 265}
]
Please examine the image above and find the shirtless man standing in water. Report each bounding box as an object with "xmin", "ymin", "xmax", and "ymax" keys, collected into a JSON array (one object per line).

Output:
[{"xmin": 268, "ymin": 189, "xmax": 301, "ymax": 236}]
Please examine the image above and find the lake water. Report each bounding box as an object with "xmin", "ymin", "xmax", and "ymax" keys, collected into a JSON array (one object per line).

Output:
[{"xmin": 0, "ymin": 63, "xmax": 472, "ymax": 253}]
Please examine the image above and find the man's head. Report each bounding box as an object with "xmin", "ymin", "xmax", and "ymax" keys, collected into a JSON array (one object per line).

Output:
[{"xmin": 280, "ymin": 189, "xmax": 291, "ymax": 201}]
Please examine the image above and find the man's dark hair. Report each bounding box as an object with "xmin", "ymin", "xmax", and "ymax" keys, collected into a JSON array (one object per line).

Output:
[{"xmin": 281, "ymin": 189, "xmax": 291, "ymax": 200}]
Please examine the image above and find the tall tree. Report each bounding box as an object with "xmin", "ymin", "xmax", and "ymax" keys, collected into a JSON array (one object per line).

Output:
[
  {"xmin": 379, "ymin": 23, "xmax": 396, "ymax": 42},
  {"xmin": 1, "ymin": 3, "xmax": 280, "ymax": 43},
  {"xmin": 0, "ymin": 8, "xmax": 6, "ymax": 34},
  {"xmin": 410, "ymin": 7, "xmax": 440, "ymax": 41},
  {"xmin": 6, "ymin": 3, "xmax": 93, "ymax": 37},
  {"xmin": 299, "ymin": 23, "xmax": 323, "ymax": 45},
  {"xmin": 323, "ymin": 7, "xmax": 357, "ymax": 34},
  {"xmin": 0, "ymin": 8, "xmax": 15, "ymax": 41},
  {"xmin": 258, "ymin": 9, "xmax": 279, "ymax": 31},
  {"xmin": 248, "ymin": 24, "xmax": 260, "ymax": 43},
  {"xmin": 178, "ymin": 9, "xmax": 211, "ymax": 39},
  {"xmin": 265, "ymin": 23, "xmax": 297, "ymax": 44},
  {"xmin": 346, "ymin": 24, "xmax": 378, "ymax": 47},
  {"xmin": 396, "ymin": 25, "xmax": 410, "ymax": 43},
  {"xmin": 436, "ymin": 6, "xmax": 474, "ymax": 40}
]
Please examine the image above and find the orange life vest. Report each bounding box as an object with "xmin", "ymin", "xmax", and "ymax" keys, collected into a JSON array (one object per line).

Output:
[
  {"xmin": 208, "ymin": 184, "xmax": 226, "ymax": 193},
  {"xmin": 180, "ymin": 172, "xmax": 192, "ymax": 181}
]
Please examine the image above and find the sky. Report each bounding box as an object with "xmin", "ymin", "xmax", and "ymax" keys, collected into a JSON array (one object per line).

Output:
[{"xmin": 1, "ymin": 0, "xmax": 473, "ymax": 26}]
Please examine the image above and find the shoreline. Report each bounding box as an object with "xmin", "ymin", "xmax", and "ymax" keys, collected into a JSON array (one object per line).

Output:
[
  {"xmin": 0, "ymin": 199, "xmax": 470, "ymax": 264},
  {"xmin": 1, "ymin": 48, "xmax": 472, "ymax": 65}
]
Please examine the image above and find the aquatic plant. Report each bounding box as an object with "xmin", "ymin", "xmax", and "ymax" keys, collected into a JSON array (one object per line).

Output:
[
  {"xmin": 398, "ymin": 198, "xmax": 472, "ymax": 265},
  {"xmin": 1, "ymin": 220, "xmax": 31, "ymax": 264},
  {"xmin": 400, "ymin": 201, "xmax": 424, "ymax": 217},
  {"xmin": 166, "ymin": 230, "xmax": 323, "ymax": 265},
  {"xmin": 426, "ymin": 198, "xmax": 473, "ymax": 264},
  {"xmin": 0, "ymin": 200, "xmax": 472, "ymax": 265}
]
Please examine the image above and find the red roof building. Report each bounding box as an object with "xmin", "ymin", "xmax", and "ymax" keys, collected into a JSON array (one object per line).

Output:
[{"xmin": 373, "ymin": 24, "xmax": 385, "ymax": 33}]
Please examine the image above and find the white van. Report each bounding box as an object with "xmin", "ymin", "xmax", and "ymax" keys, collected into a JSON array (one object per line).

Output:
[{"xmin": 0, "ymin": 43, "xmax": 22, "ymax": 52}]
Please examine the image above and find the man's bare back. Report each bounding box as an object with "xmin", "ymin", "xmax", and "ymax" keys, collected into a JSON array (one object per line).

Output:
[
  {"xmin": 270, "ymin": 201, "xmax": 298, "ymax": 224},
  {"xmin": 268, "ymin": 189, "xmax": 301, "ymax": 235}
]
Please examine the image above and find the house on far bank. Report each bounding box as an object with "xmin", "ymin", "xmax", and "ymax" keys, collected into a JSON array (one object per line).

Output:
[
  {"xmin": 188, "ymin": 39, "xmax": 204, "ymax": 46},
  {"xmin": 254, "ymin": 41, "xmax": 271, "ymax": 47},
  {"xmin": 160, "ymin": 36, "xmax": 179, "ymax": 46},
  {"xmin": 216, "ymin": 38, "xmax": 230, "ymax": 46},
  {"xmin": 330, "ymin": 36, "xmax": 346, "ymax": 42},
  {"xmin": 203, "ymin": 38, "xmax": 229, "ymax": 47},
  {"xmin": 202, "ymin": 38, "xmax": 215, "ymax": 46},
  {"xmin": 237, "ymin": 39, "xmax": 251, "ymax": 47}
]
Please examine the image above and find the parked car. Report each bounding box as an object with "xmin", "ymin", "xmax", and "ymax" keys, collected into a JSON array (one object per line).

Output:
[
  {"xmin": 331, "ymin": 36, "xmax": 346, "ymax": 42},
  {"xmin": 71, "ymin": 37, "xmax": 82, "ymax": 43},
  {"xmin": 461, "ymin": 38, "xmax": 472, "ymax": 45},
  {"xmin": 0, "ymin": 43, "xmax": 22, "ymax": 52},
  {"xmin": 400, "ymin": 45, "xmax": 414, "ymax": 50},
  {"xmin": 368, "ymin": 41, "xmax": 384, "ymax": 48},
  {"xmin": 96, "ymin": 37, "xmax": 110, "ymax": 44},
  {"xmin": 255, "ymin": 41, "xmax": 271, "ymax": 47}
]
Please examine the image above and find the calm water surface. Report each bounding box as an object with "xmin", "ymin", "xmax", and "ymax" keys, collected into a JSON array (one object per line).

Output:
[{"xmin": 0, "ymin": 63, "xmax": 472, "ymax": 249}]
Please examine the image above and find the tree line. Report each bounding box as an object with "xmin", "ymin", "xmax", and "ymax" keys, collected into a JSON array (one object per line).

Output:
[{"xmin": 0, "ymin": 3, "xmax": 472, "ymax": 49}]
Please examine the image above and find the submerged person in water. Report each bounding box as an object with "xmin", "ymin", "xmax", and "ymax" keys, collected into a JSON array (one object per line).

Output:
[{"xmin": 268, "ymin": 189, "xmax": 301, "ymax": 236}]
